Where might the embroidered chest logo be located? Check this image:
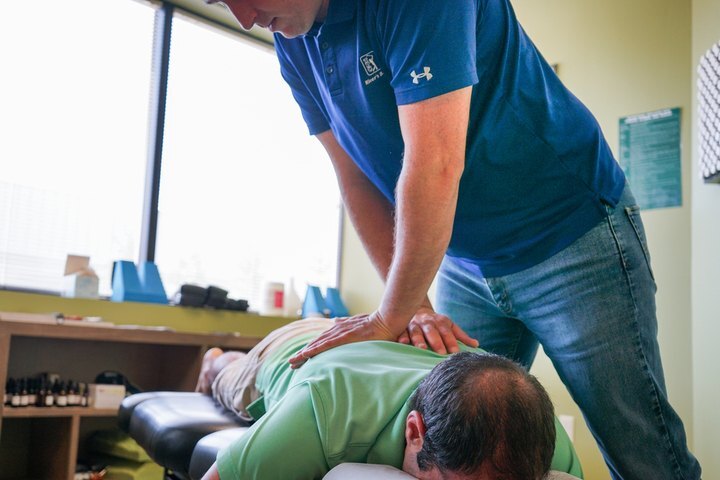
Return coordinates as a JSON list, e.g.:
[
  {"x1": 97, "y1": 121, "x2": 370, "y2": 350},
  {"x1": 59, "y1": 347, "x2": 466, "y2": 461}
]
[
  {"x1": 360, "y1": 51, "x2": 384, "y2": 86},
  {"x1": 411, "y1": 67, "x2": 433, "y2": 84}
]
